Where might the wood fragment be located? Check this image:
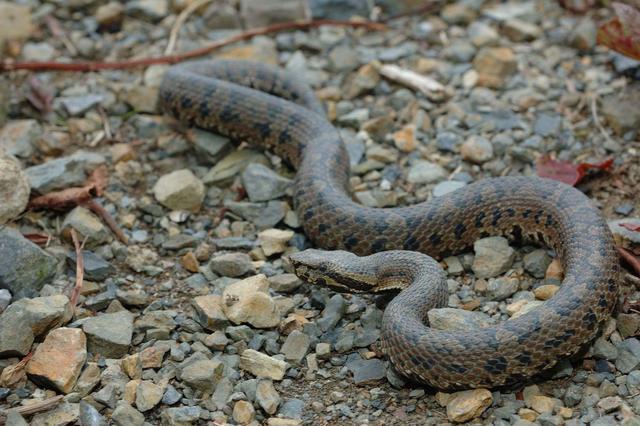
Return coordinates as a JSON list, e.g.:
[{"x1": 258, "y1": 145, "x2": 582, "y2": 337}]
[
  {"x1": 377, "y1": 64, "x2": 446, "y2": 100},
  {"x1": 0, "y1": 395, "x2": 64, "y2": 425}
]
